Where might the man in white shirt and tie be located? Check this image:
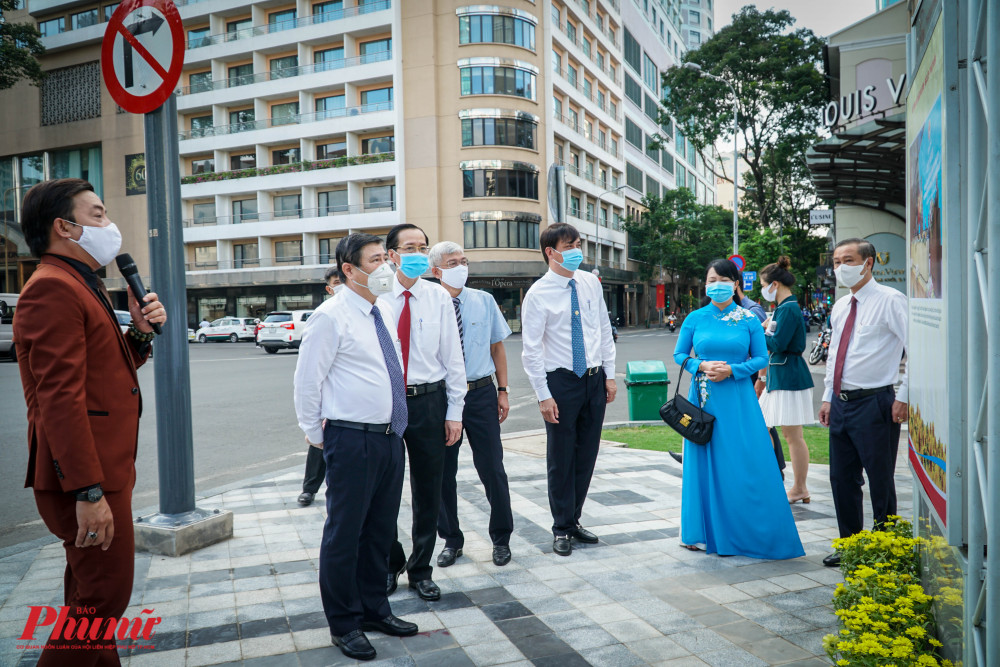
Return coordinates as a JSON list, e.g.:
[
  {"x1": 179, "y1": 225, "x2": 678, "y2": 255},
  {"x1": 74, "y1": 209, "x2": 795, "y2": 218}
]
[
  {"x1": 521, "y1": 222, "x2": 617, "y2": 556},
  {"x1": 818, "y1": 238, "x2": 908, "y2": 568},
  {"x1": 293, "y1": 233, "x2": 418, "y2": 661},
  {"x1": 381, "y1": 224, "x2": 466, "y2": 601}
]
